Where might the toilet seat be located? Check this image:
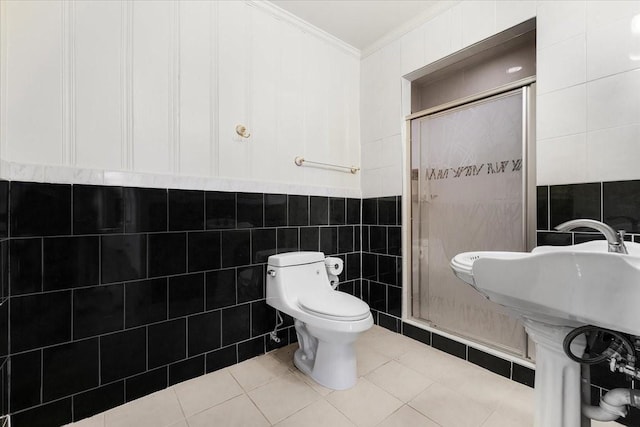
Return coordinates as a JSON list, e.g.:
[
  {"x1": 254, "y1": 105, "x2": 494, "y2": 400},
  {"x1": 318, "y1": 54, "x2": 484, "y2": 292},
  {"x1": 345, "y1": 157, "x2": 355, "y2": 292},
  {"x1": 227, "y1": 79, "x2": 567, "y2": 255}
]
[{"x1": 298, "y1": 291, "x2": 371, "y2": 321}]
